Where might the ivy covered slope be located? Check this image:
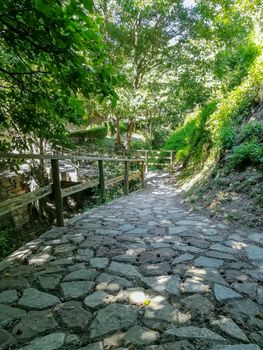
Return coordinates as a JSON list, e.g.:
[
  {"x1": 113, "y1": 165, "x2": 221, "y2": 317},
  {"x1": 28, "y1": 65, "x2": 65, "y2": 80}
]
[{"x1": 164, "y1": 51, "x2": 263, "y2": 228}]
